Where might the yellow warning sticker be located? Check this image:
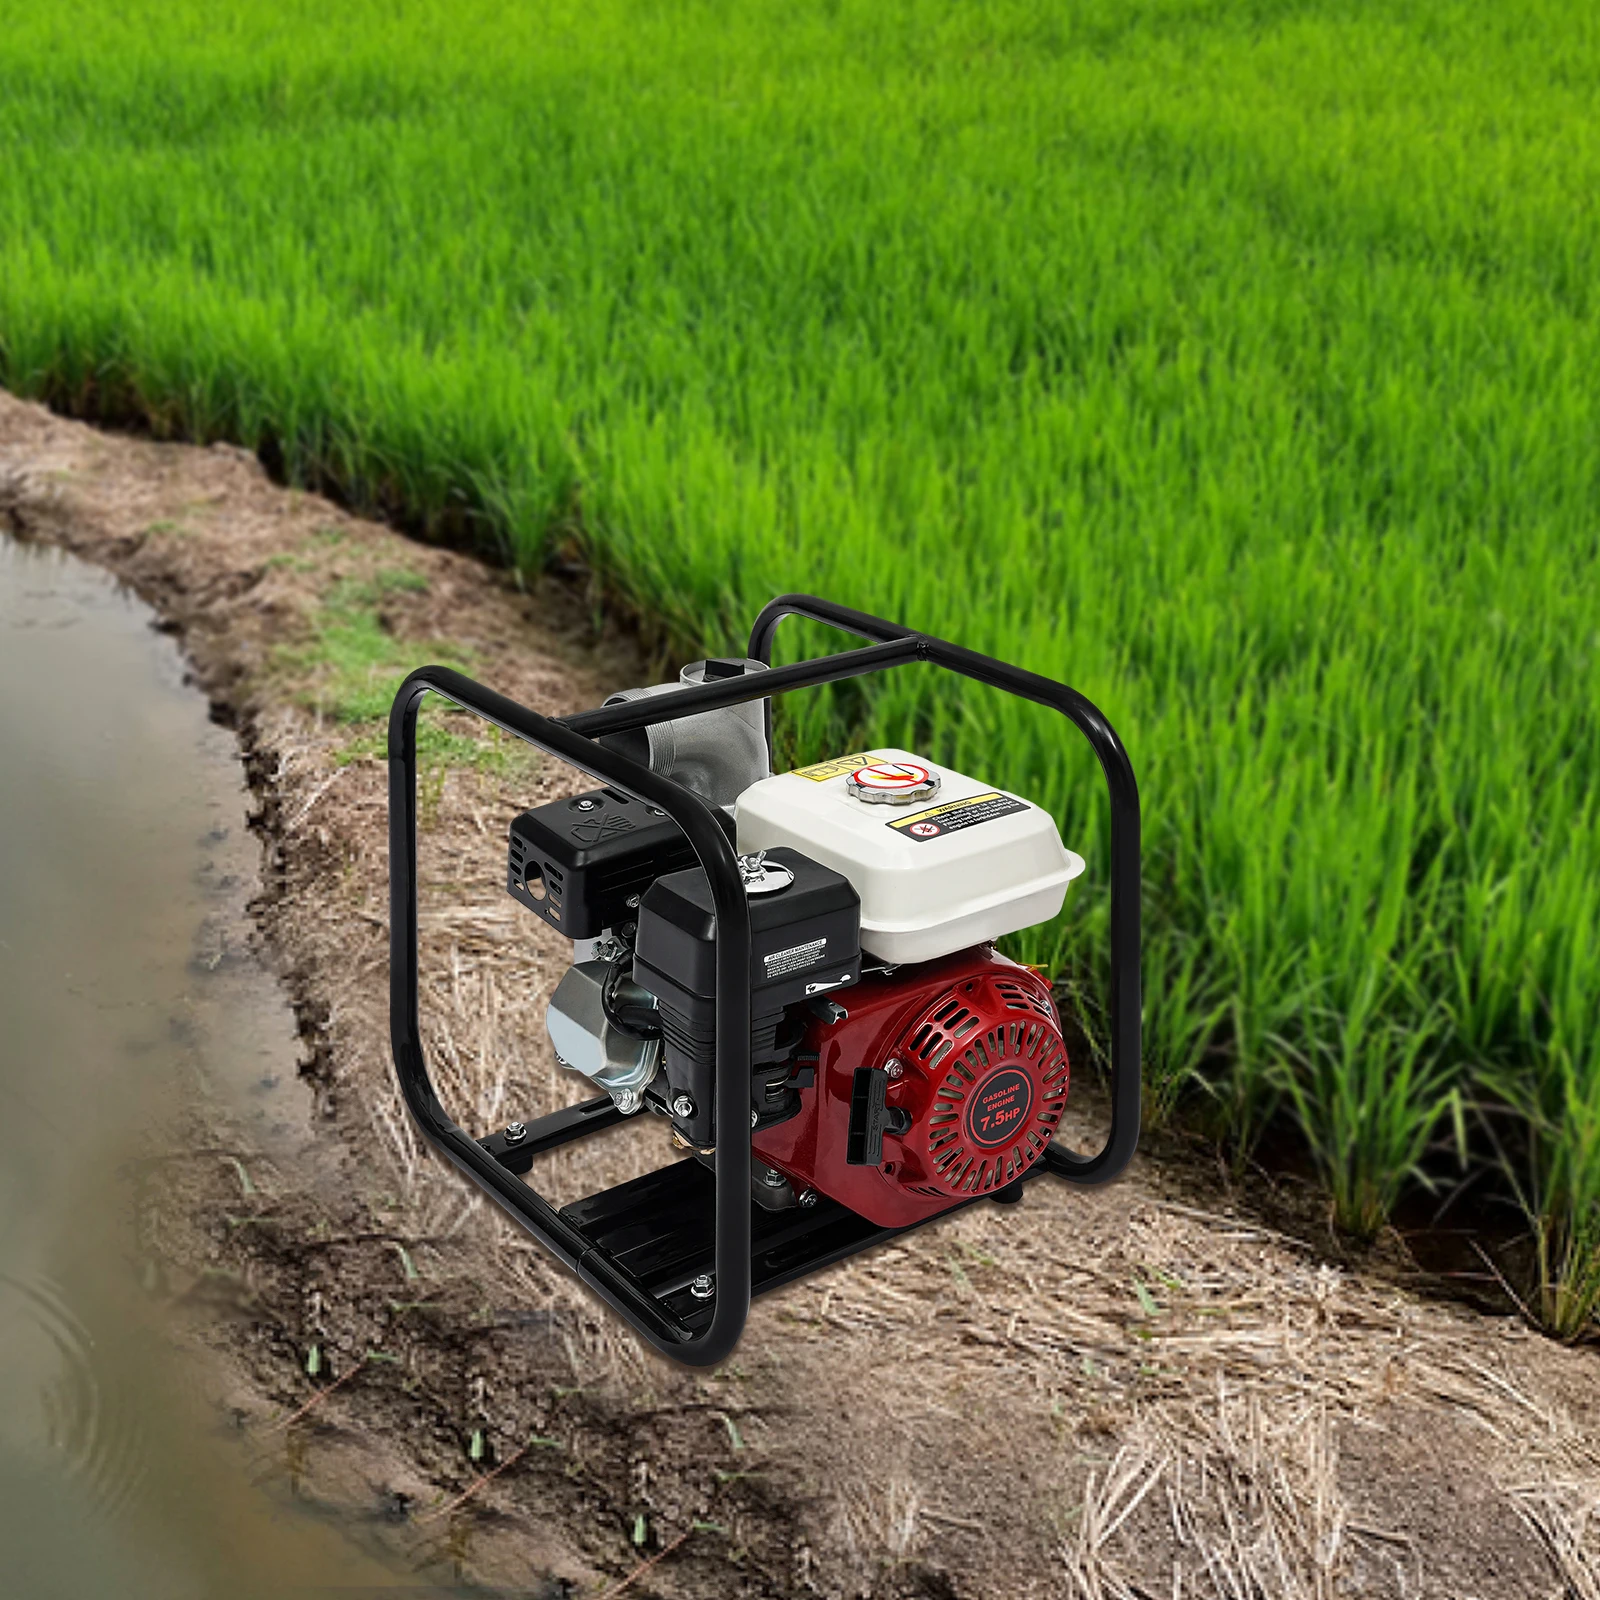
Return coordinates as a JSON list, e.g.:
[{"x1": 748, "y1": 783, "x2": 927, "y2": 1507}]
[
  {"x1": 789, "y1": 751, "x2": 892, "y2": 783},
  {"x1": 887, "y1": 791, "x2": 1028, "y2": 842}
]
